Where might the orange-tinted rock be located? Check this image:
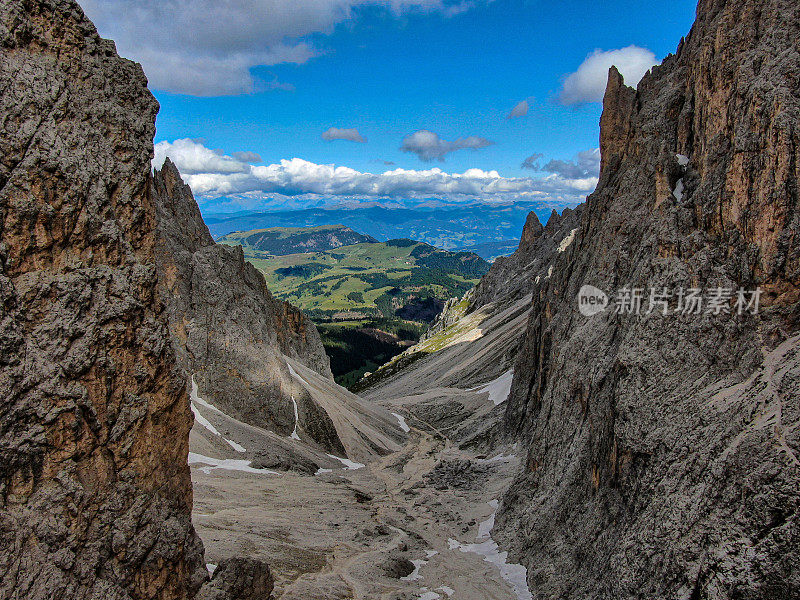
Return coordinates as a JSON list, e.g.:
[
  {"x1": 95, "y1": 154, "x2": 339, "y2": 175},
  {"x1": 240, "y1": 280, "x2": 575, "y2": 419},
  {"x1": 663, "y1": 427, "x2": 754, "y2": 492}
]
[{"x1": 0, "y1": 1, "x2": 206, "y2": 598}]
